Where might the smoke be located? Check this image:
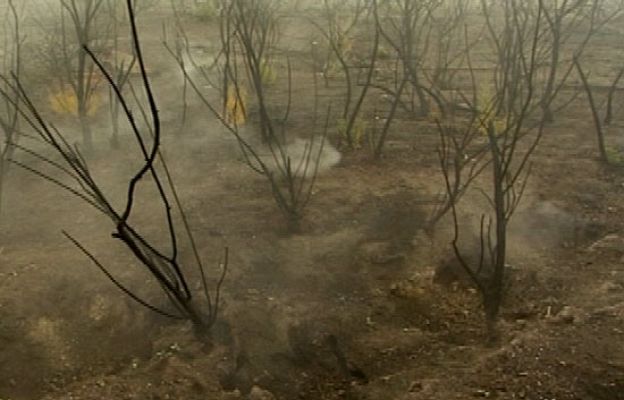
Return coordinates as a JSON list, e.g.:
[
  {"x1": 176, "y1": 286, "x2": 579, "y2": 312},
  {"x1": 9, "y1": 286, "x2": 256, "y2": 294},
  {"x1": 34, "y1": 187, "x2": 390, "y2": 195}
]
[{"x1": 254, "y1": 137, "x2": 342, "y2": 177}]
